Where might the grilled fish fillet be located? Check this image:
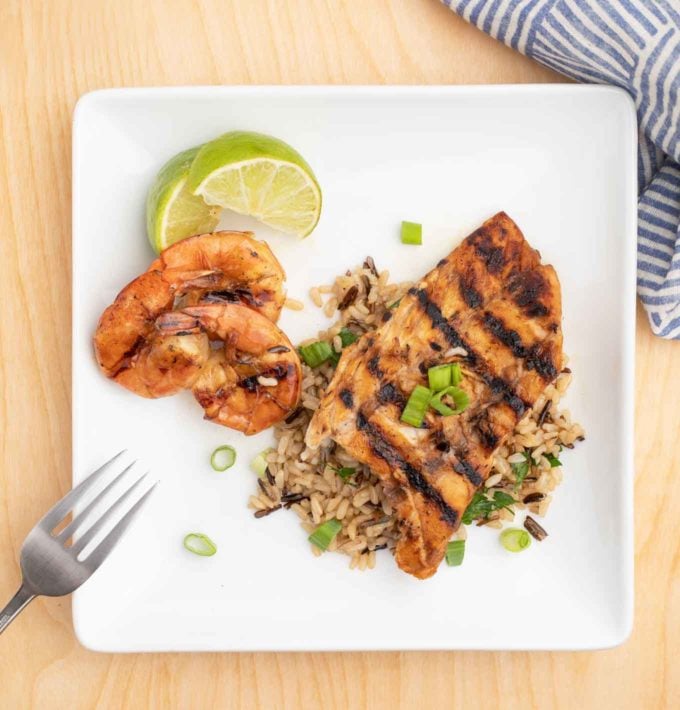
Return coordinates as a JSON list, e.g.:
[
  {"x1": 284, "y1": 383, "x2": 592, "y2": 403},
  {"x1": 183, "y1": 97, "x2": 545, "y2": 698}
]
[{"x1": 306, "y1": 212, "x2": 563, "y2": 579}]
